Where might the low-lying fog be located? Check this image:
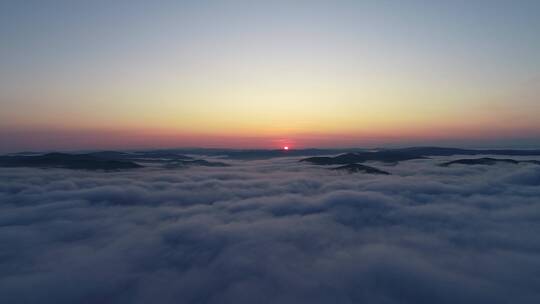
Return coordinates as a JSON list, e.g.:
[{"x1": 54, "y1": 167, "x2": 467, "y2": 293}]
[{"x1": 1, "y1": 155, "x2": 540, "y2": 303}]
